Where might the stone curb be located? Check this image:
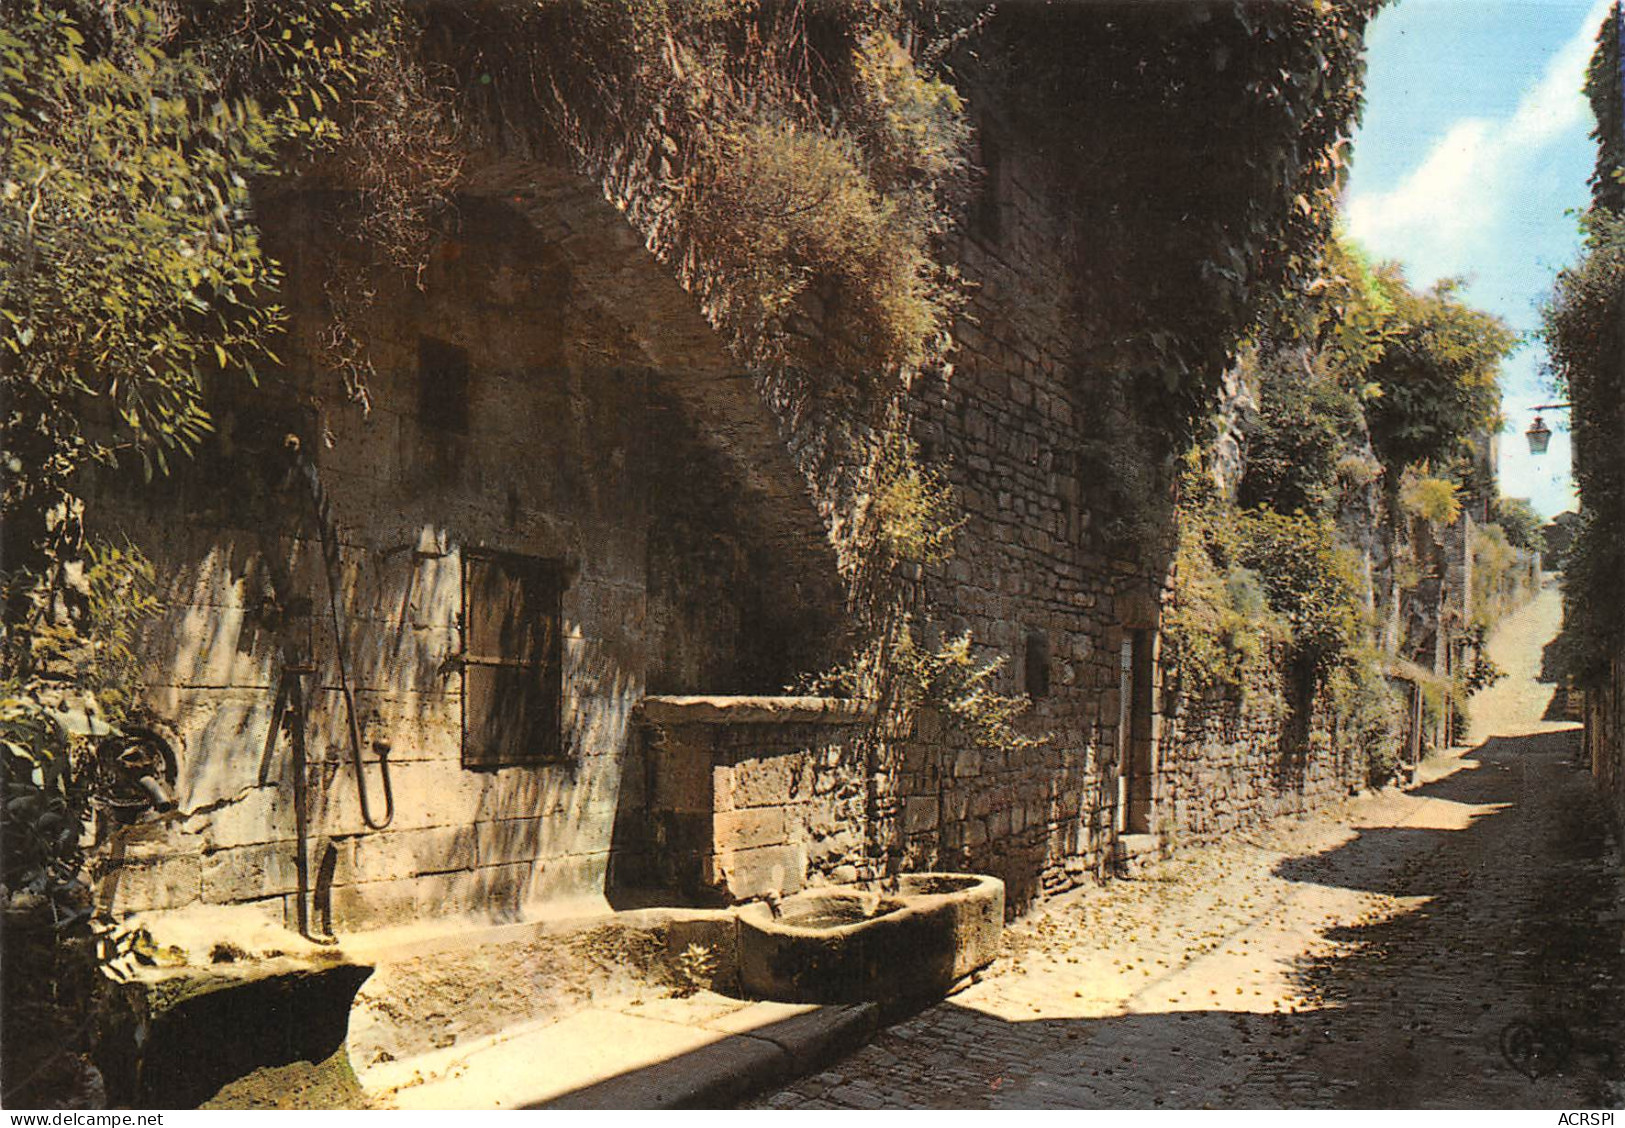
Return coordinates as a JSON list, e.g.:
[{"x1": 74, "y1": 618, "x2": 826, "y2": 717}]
[
  {"x1": 370, "y1": 997, "x2": 883, "y2": 1110},
  {"x1": 539, "y1": 1000, "x2": 882, "y2": 1109}
]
